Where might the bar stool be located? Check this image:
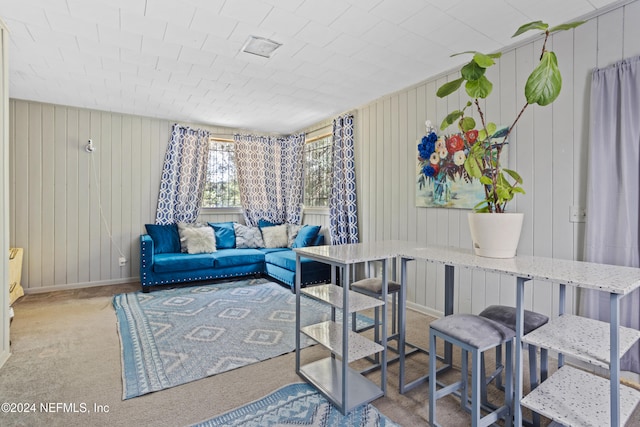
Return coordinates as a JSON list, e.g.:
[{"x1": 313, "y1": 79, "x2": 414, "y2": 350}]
[
  {"x1": 479, "y1": 305, "x2": 549, "y2": 426},
  {"x1": 429, "y1": 313, "x2": 515, "y2": 427},
  {"x1": 351, "y1": 277, "x2": 402, "y2": 363}
]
